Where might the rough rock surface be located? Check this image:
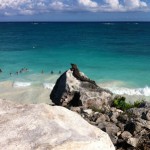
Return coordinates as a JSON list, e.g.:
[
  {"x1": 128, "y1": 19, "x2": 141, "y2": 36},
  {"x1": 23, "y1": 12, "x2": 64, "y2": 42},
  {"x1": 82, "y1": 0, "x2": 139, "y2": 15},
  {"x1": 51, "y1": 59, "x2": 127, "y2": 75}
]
[
  {"x1": 0, "y1": 99, "x2": 115, "y2": 150},
  {"x1": 69, "y1": 104, "x2": 150, "y2": 150},
  {"x1": 50, "y1": 64, "x2": 112, "y2": 109}
]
